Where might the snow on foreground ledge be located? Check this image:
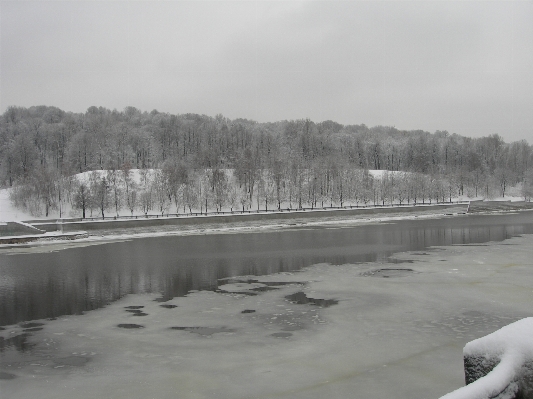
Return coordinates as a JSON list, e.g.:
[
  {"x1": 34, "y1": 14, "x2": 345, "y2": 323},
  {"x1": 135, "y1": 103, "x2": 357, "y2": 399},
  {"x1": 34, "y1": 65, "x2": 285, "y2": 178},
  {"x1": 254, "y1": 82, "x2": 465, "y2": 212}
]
[{"x1": 440, "y1": 318, "x2": 533, "y2": 399}]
